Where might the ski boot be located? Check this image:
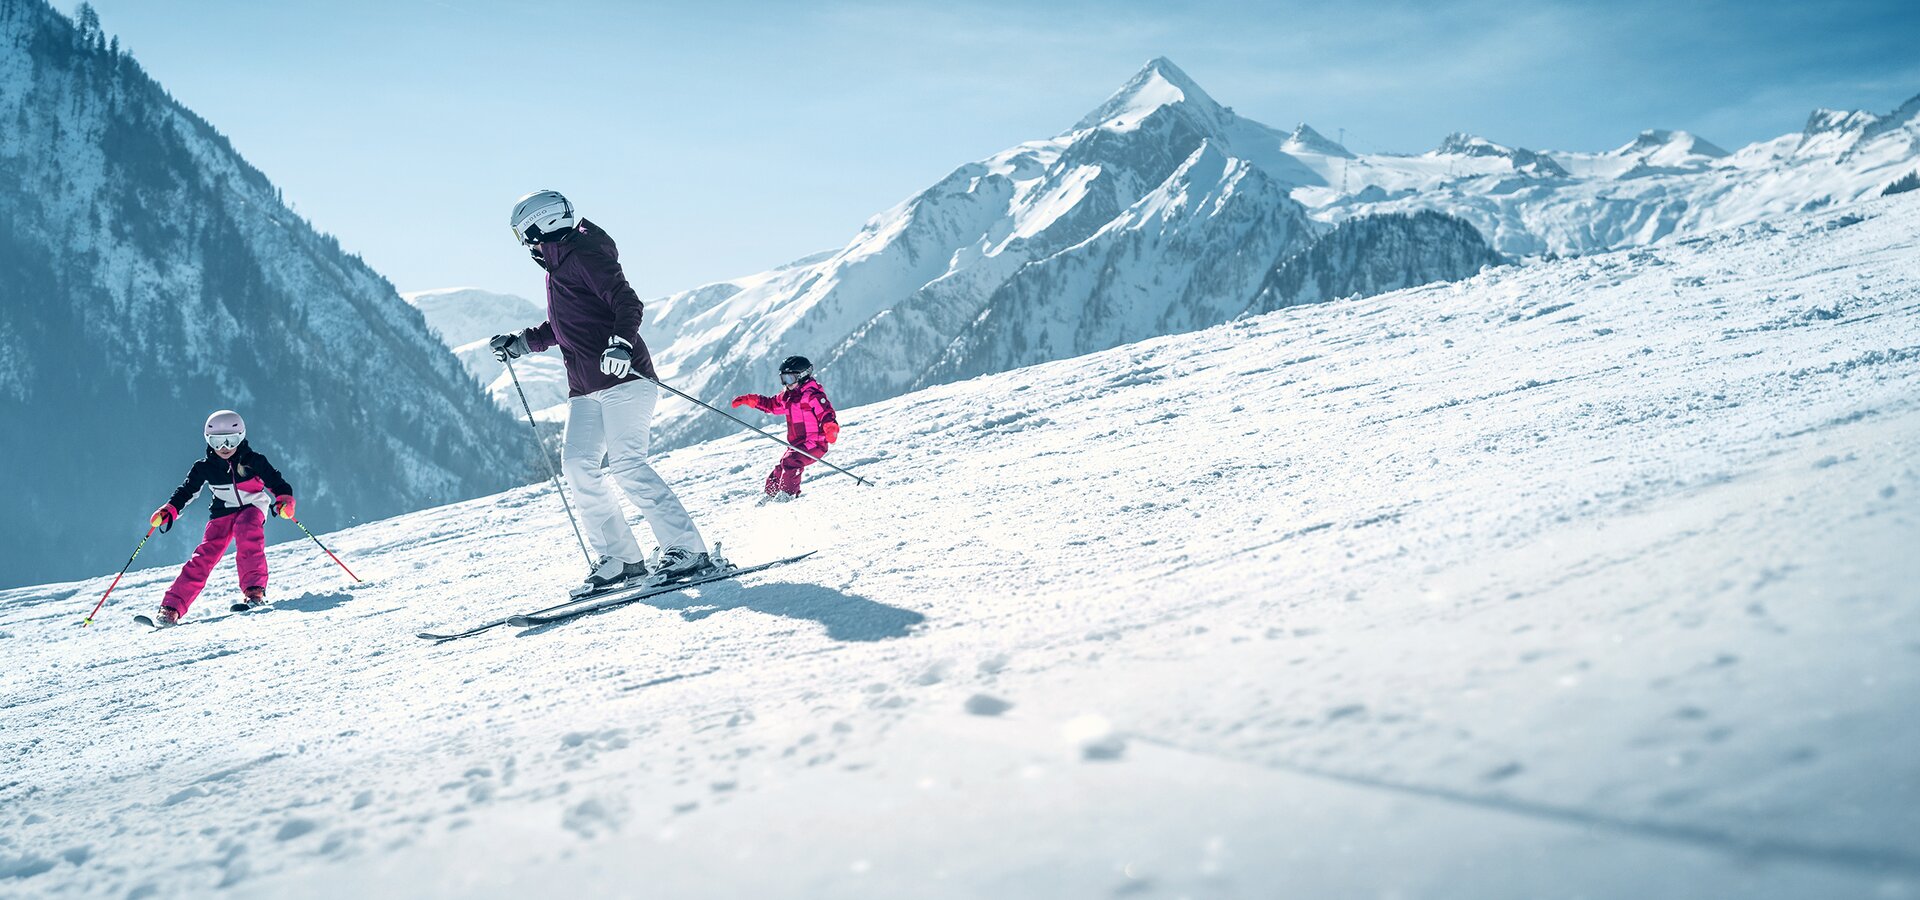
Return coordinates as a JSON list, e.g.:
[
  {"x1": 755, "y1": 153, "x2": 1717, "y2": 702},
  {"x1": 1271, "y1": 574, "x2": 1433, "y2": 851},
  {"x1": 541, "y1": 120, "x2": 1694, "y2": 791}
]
[
  {"x1": 755, "y1": 490, "x2": 799, "y2": 507},
  {"x1": 650, "y1": 547, "x2": 716, "y2": 583},
  {"x1": 571, "y1": 555, "x2": 648, "y2": 598},
  {"x1": 152, "y1": 605, "x2": 182, "y2": 628},
  {"x1": 232, "y1": 586, "x2": 268, "y2": 612}
]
